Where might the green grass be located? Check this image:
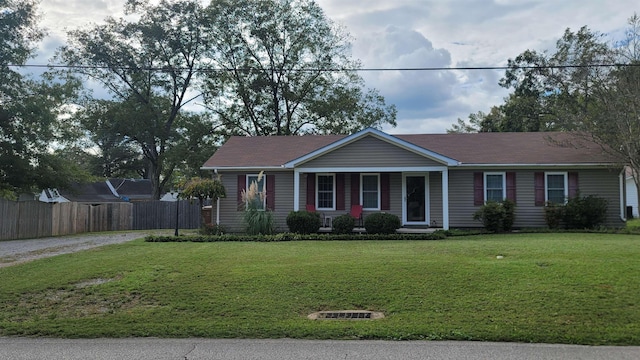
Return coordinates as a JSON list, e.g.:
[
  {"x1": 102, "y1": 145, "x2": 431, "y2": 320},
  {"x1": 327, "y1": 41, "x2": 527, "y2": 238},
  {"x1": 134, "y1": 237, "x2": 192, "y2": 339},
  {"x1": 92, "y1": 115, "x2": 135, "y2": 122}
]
[{"x1": 0, "y1": 233, "x2": 639, "y2": 344}]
